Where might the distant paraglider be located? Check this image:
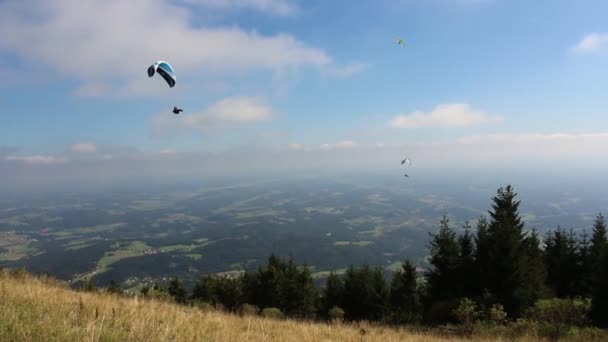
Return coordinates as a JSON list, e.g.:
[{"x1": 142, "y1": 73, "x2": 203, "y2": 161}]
[
  {"x1": 401, "y1": 155, "x2": 411, "y2": 178},
  {"x1": 147, "y1": 60, "x2": 182, "y2": 114},
  {"x1": 395, "y1": 37, "x2": 406, "y2": 47}
]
